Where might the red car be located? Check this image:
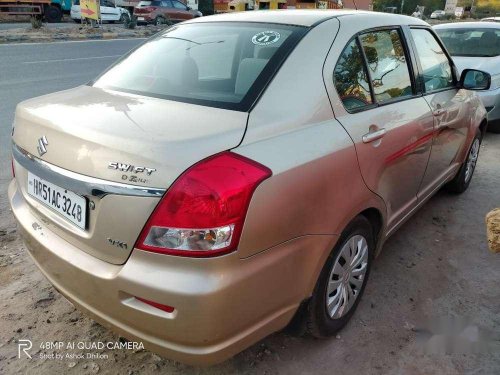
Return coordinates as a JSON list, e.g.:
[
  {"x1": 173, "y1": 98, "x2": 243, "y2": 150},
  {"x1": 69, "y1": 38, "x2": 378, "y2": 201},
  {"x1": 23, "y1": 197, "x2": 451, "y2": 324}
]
[{"x1": 134, "y1": 0, "x2": 202, "y2": 25}]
